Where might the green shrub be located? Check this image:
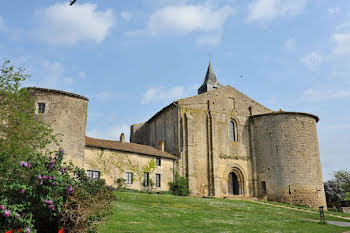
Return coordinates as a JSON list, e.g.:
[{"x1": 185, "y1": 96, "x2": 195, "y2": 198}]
[
  {"x1": 168, "y1": 173, "x2": 190, "y2": 196},
  {"x1": 0, "y1": 149, "x2": 115, "y2": 233}
]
